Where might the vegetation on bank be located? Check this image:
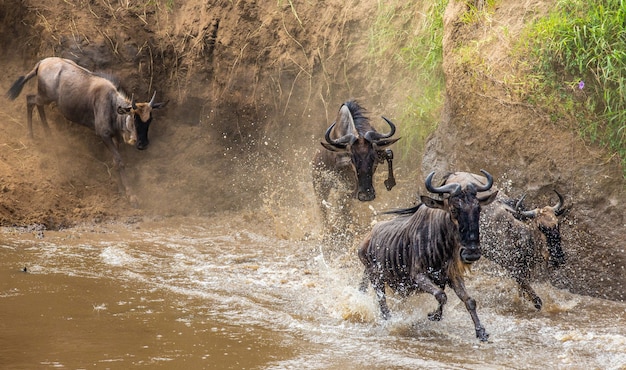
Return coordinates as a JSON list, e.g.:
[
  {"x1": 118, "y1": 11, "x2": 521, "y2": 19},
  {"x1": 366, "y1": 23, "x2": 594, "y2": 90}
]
[
  {"x1": 367, "y1": 0, "x2": 448, "y2": 158},
  {"x1": 520, "y1": 0, "x2": 626, "y2": 176},
  {"x1": 366, "y1": 0, "x2": 624, "y2": 176}
]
